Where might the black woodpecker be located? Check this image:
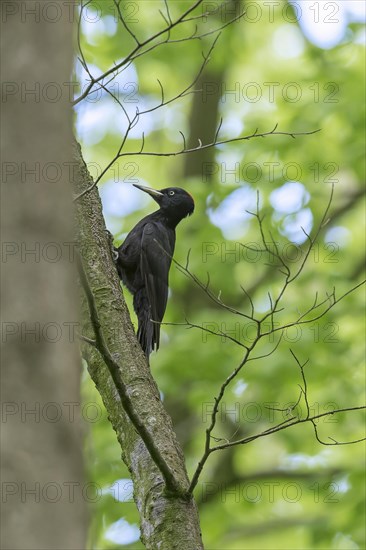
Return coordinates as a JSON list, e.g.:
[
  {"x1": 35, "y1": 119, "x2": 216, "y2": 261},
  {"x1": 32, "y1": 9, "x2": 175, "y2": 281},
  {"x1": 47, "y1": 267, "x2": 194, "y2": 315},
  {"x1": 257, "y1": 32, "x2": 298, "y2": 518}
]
[{"x1": 116, "y1": 184, "x2": 194, "y2": 358}]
